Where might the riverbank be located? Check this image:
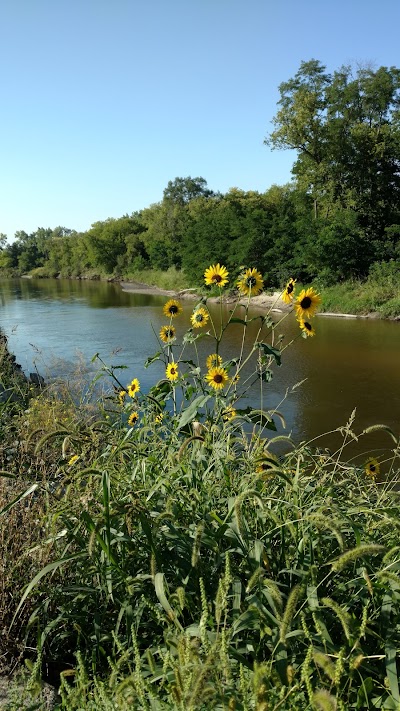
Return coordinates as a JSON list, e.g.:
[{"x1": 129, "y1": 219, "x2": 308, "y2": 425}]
[
  {"x1": 119, "y1": 279, "x2": 400, "y2": 320},
  {"x1": 4, "y1": 260, "x2": 400, "y2": 319}
]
